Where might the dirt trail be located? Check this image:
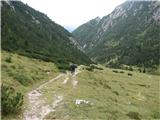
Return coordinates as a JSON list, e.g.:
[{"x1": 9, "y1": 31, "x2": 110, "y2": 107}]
[
  {"x1": 37, "y1": 74, "x2": 63, "y2": 90},
  {"x1": 23, "y1": 74, "x2": 64, "y2": 120},
  {"x1": 72, "y1": 70, "x2": 81, "y2": 88},
  {"x1": 24, "y1": 69, "x2": 80, "y2": 120},
  {"x1": 62, "y1": 77, "x2": 69, "y2": 84}
]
